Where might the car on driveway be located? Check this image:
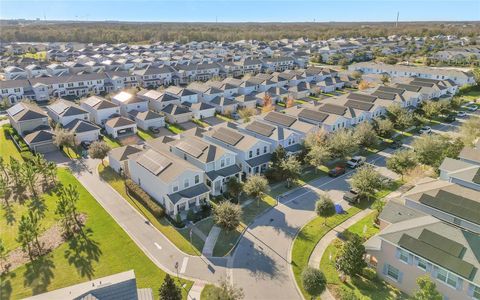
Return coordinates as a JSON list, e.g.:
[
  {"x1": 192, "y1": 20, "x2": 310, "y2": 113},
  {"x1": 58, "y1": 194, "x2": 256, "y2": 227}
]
[
  {"x1": 343, "y1": 189, "x2": 360, "y2": 203},
  {"x1": 328, "y1": 166, "x2": 346, "y2": 177},
  {"x1": 346, "y1": 156, "x2": 366, "y2": 168},
  {"x1": 419, "y1": 126, "x2": 432, "y2": 134},
  {"x1": 457, "y1": 111, "x2": 467, "y2": 117},
  {"x1": 389, "y1": 140, "x2": 403, "y2": 149},
  {"x1": 149, "y1": 127, "x2": 160, "y2": 134},
  {"x1": 444, "y1": 114, "x2": 456, "y2": 123},
  {"x1": 466, "y1": 105, "x2": 478, "y2": 112}
]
